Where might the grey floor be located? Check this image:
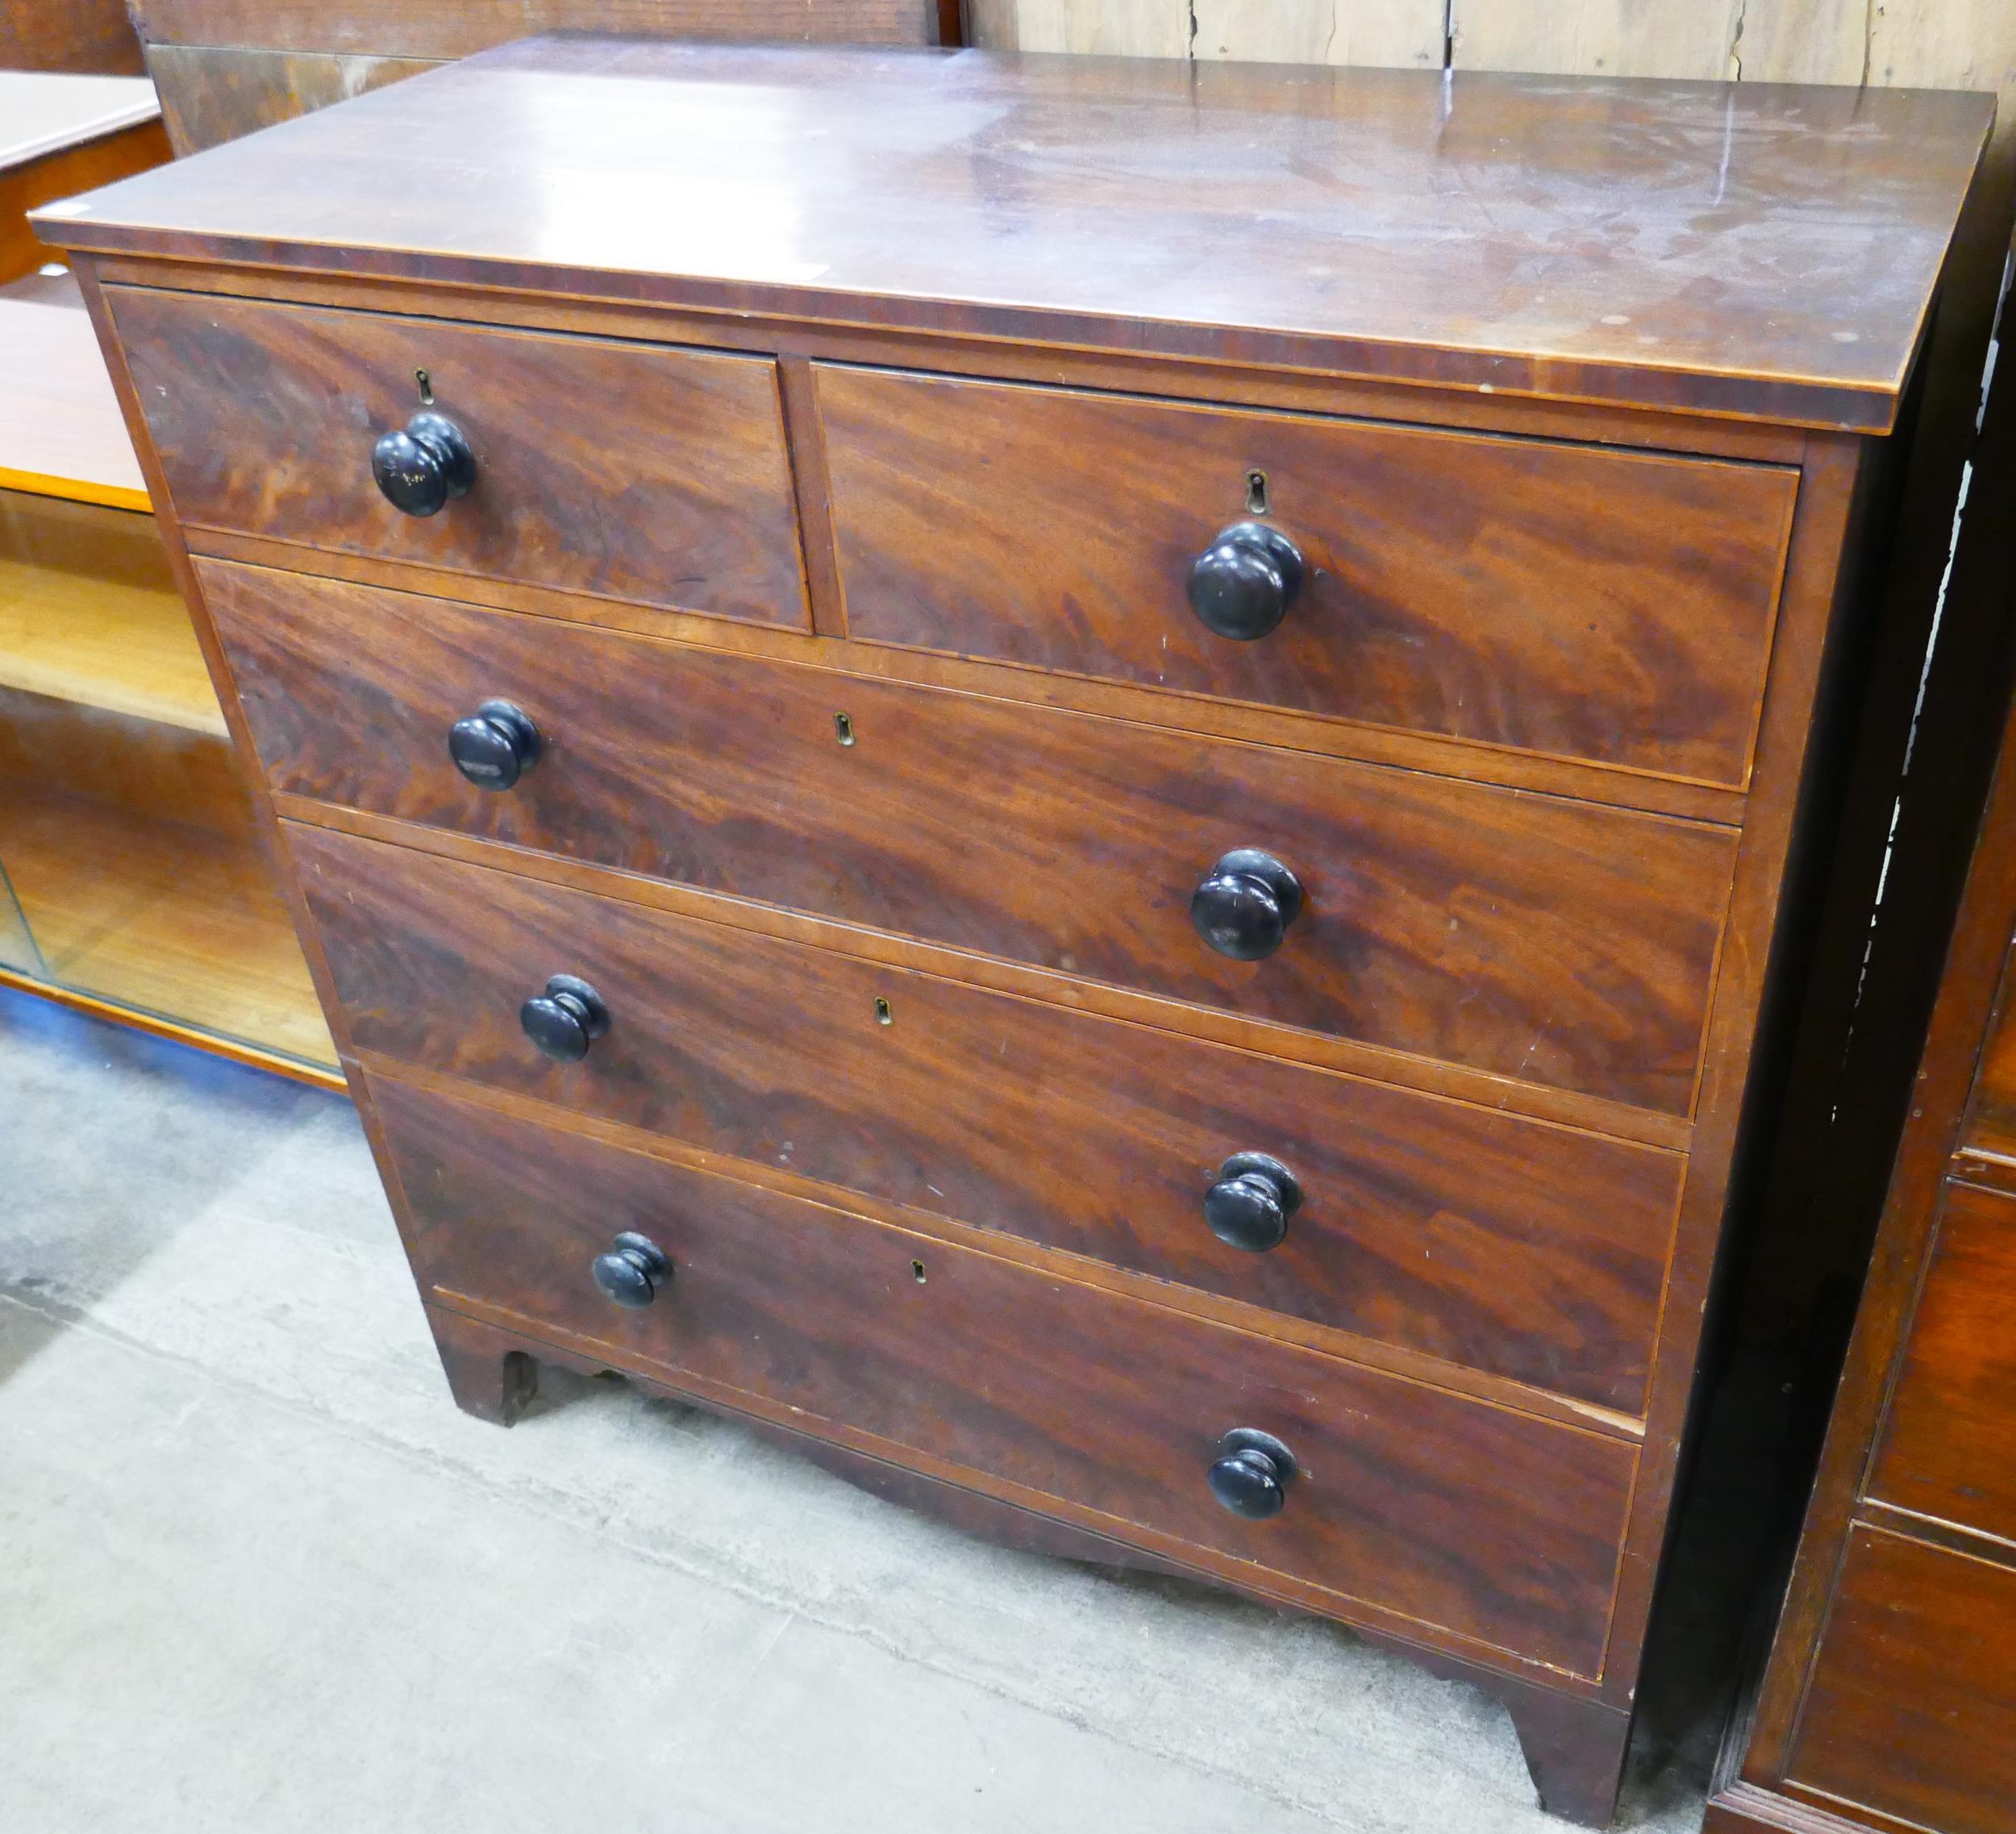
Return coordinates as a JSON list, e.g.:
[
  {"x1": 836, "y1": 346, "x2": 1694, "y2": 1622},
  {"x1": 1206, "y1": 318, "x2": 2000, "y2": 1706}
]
[{"x1": 0, "y1": 986, "x2": 1727, "y2": 1833}]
